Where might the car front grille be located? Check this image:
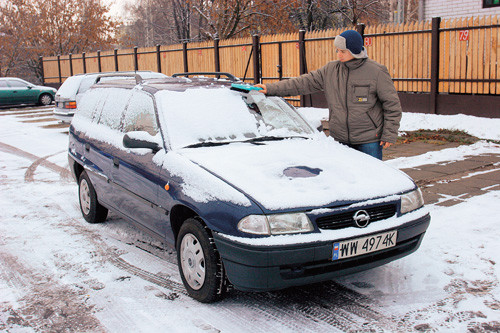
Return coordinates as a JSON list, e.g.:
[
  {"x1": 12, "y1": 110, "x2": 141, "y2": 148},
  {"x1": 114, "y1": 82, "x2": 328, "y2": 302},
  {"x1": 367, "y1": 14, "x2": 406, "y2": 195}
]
[{"x1": 314, "y1": 204, "x2": 397, "y2": 230}]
